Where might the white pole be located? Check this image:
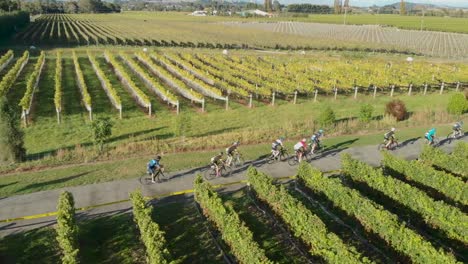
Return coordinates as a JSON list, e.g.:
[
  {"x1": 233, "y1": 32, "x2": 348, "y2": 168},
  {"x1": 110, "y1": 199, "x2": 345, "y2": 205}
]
[
  {"x1": 293, "y1": 91, "x2": 297, "y2": 104},
  {"x1": 373, "y1": 85, "x2": 377, "y2": 99},
  {"x1": 56, "y1": 109, "x2": 61, "y2": 124},
  {"x1": 408, "y1": 84, "x2": 413, "y2": 96},
  {"x1": 314, "y1": 89, "x2": 318, "y2": 102},
  {"x1": 119, "y1": 108, "x2": 122, "y2": 119},
  {"x1": 249, "y1": 94, "x2": 253, "y2": 108},
  {"x1": 225, "y1": 96, "x2": 229, "y2": 110},
  {"x1": 89, "y1": 109, "x2": 92, "y2": 121},
  {"x1": 390, "y1": 85, "x2": 395, "y2": 97},
  {"x1": 456, "y1": 81, "x2": 460, "y2": 92},
  {"x1": 424, "y1": 83, "x2": 428, "y2": 95},
  {"x1": 271, "y1": 92, "x2": 275, "y2": 106},
  {"x1": 202, "y1": 99, "x2": 205, "y2": 112},
  {"x1": 354, "y1": 86, "x2": 358, "y2": 99},
  {"x1": 148, "y1": 104, "x2": 152, "y2": 117},
  {"x1": 334, "y1": 87, "x2": 338, "y2": 100},
  {"x1": 176, "y1": 101, "x2": 180, "y2": 115},
  {"x1": 439, "y1": 82, "x2": 445, "y2": 95}
]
